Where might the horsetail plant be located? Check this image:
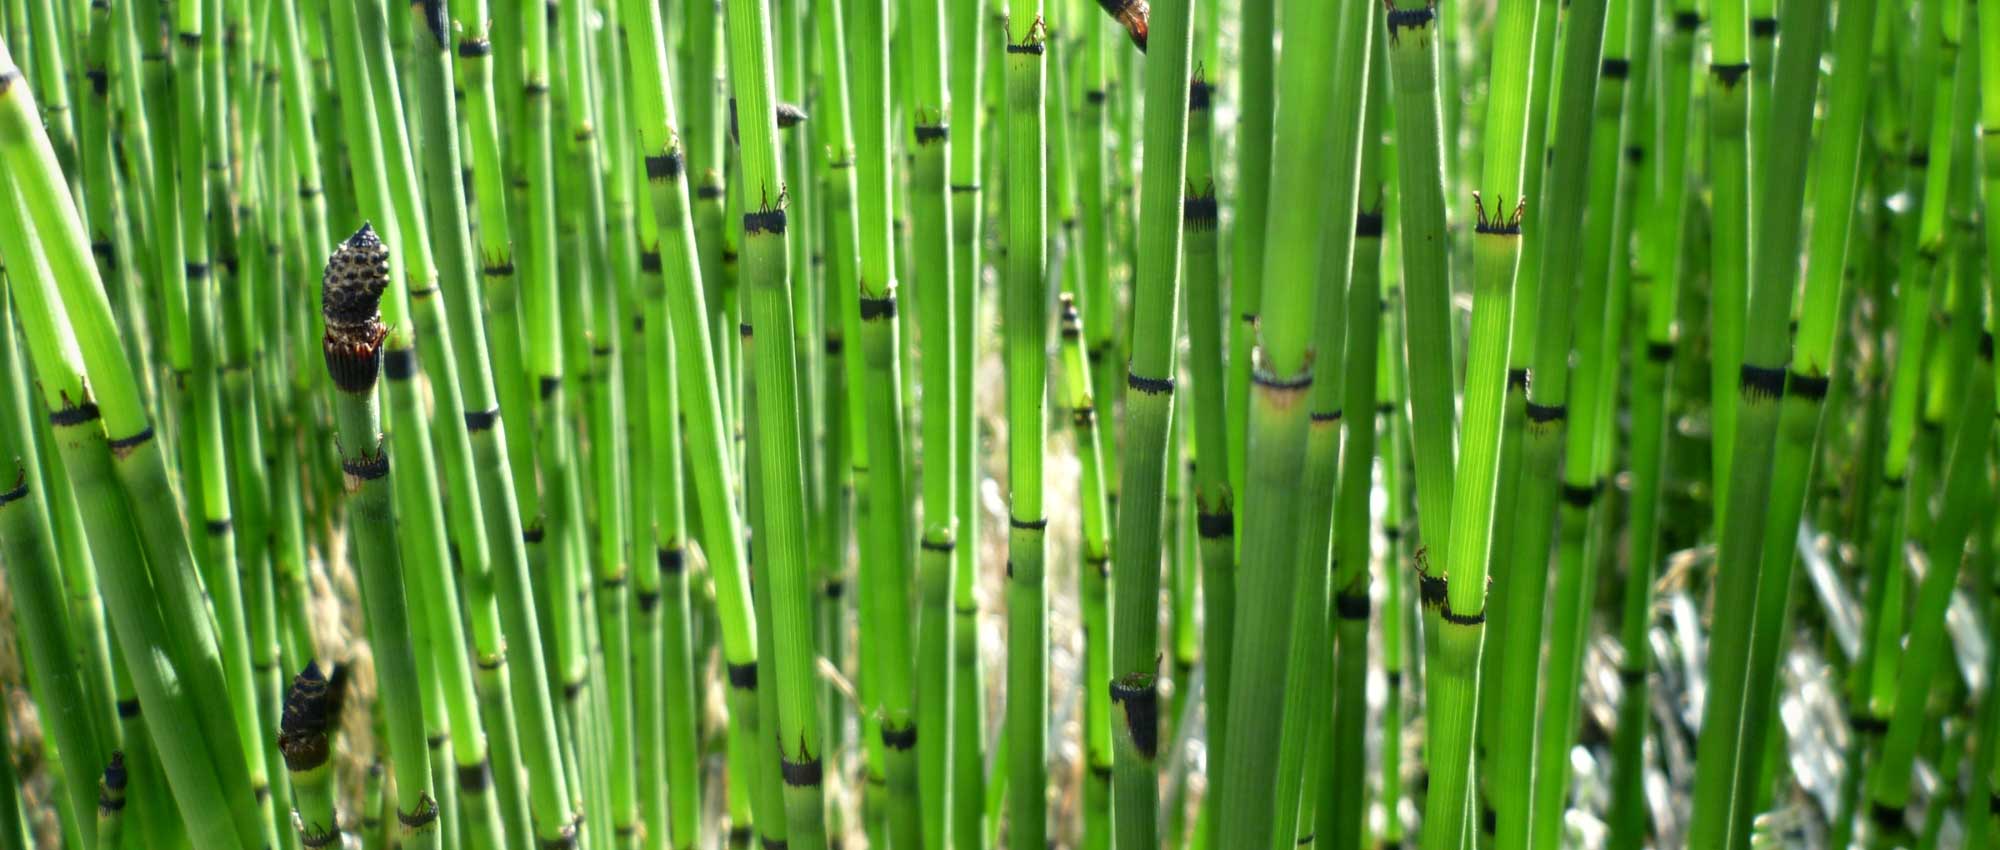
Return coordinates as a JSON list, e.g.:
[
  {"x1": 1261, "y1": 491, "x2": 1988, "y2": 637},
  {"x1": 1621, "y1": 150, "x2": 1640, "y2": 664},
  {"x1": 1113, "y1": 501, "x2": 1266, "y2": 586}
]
[
  {"x1": 319, "y1": 223, "x2": 441, "y2": 850},
  {"x1": 1107, "y1": 0, "x2": 1194, "y2": 839},
  {"x1": 1214, "y1": 0, "x2": 1363, "y2": 843}
]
